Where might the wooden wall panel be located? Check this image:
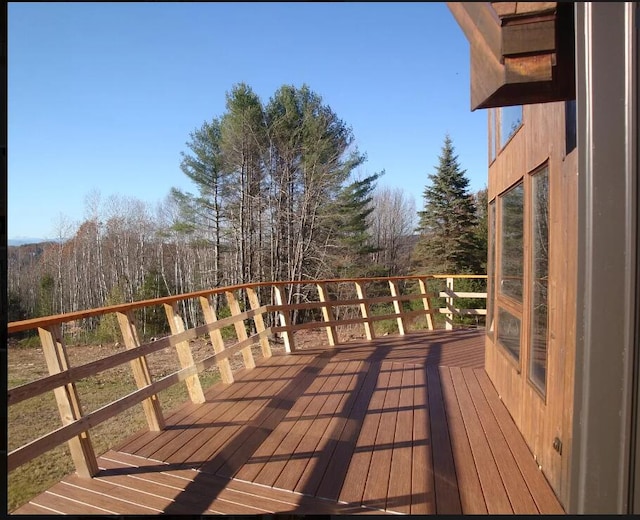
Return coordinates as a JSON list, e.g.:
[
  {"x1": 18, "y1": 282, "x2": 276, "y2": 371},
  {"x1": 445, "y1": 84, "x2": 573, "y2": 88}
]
[{"x1": 485, "y1": 100, "x2": 577, "y2": 506}]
